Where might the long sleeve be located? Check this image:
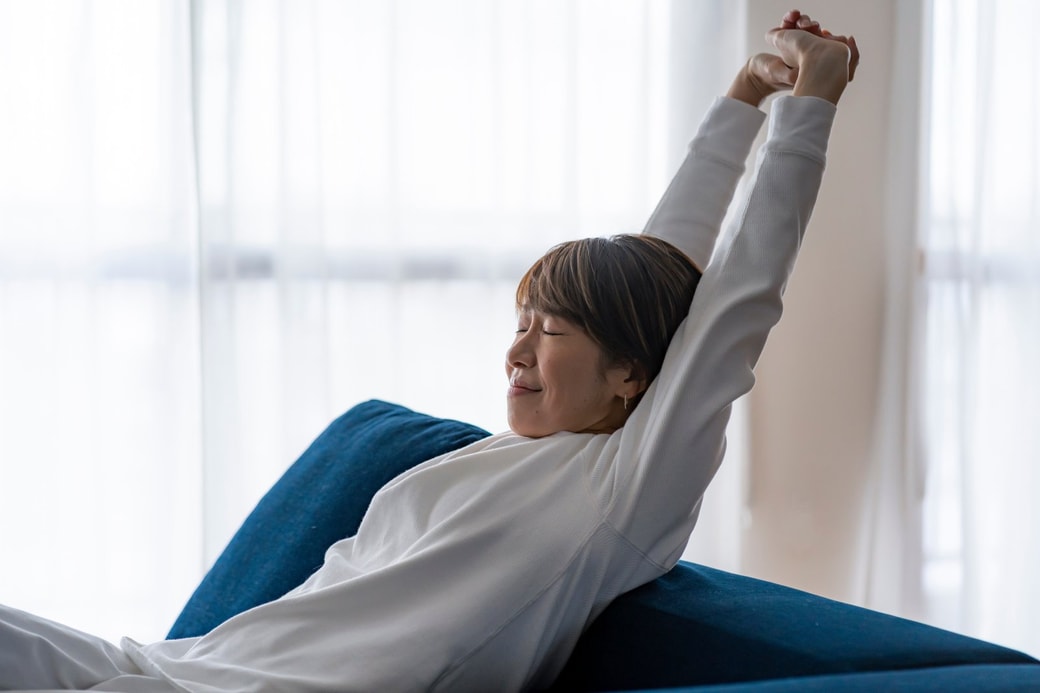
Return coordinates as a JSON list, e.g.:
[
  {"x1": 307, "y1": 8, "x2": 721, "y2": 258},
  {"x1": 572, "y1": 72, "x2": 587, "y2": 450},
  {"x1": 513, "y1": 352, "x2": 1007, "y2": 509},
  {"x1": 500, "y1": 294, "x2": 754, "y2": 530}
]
[
  {"x1": 602, "y1": 95, "x2": 838, "y2": 564},
  {"x1": 642, "y1": 96, "x2": 766, "y2": 271}
]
